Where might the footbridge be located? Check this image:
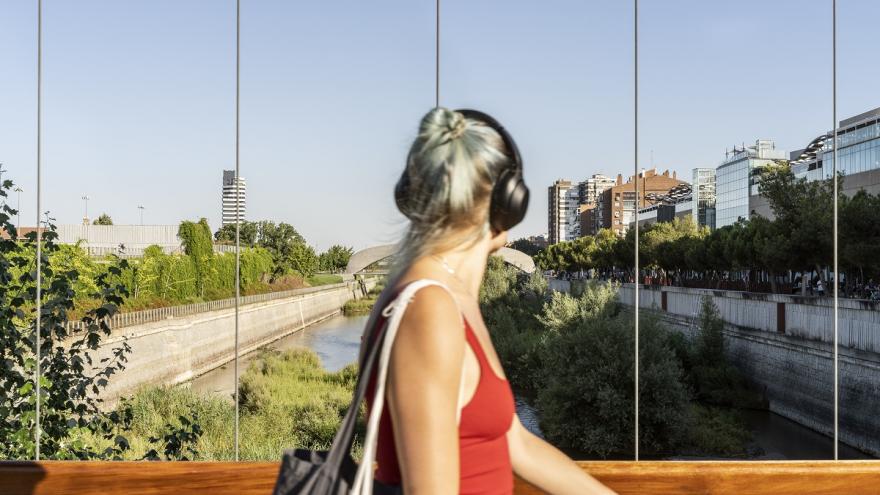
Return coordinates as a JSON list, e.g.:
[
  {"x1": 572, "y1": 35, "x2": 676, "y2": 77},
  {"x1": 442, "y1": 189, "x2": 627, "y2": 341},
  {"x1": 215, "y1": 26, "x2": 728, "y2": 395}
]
[{"x1": 345, "y1": 244, "x2": 535, "y2": 275}]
